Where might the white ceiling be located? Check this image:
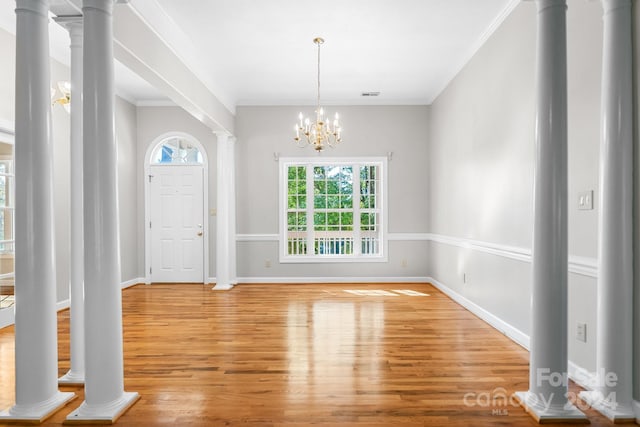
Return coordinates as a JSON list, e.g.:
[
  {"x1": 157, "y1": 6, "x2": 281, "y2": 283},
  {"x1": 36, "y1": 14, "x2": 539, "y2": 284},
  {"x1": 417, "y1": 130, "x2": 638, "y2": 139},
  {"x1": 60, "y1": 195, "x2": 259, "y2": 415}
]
[
  {"x1": 0, "y1": 0, "x2": 518, "y2": 109},
  {"x1": 142, "y1": 0, "x2": 517, "y2": 107}
]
